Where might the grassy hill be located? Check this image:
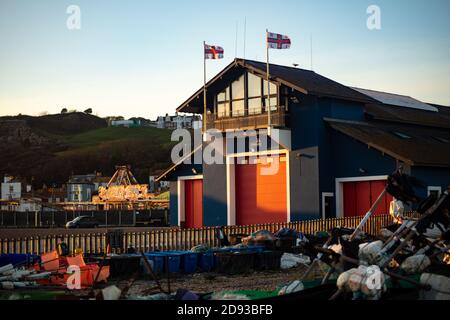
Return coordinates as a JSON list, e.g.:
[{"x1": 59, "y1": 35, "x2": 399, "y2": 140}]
[
  {"x1": 56, "y1": 126, "x2": 173, "y2": 155},
  {"x1": 0, "y1": 113, "x2": 175, "y2": 187}
]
